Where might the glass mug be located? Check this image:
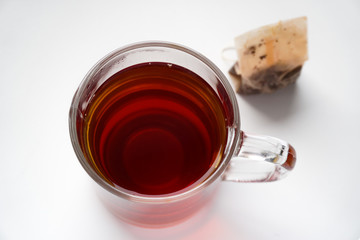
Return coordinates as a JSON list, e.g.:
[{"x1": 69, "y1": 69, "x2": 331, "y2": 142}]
[{"x1": 69, "y1": 41, "x2": 296, "y2": 228}]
